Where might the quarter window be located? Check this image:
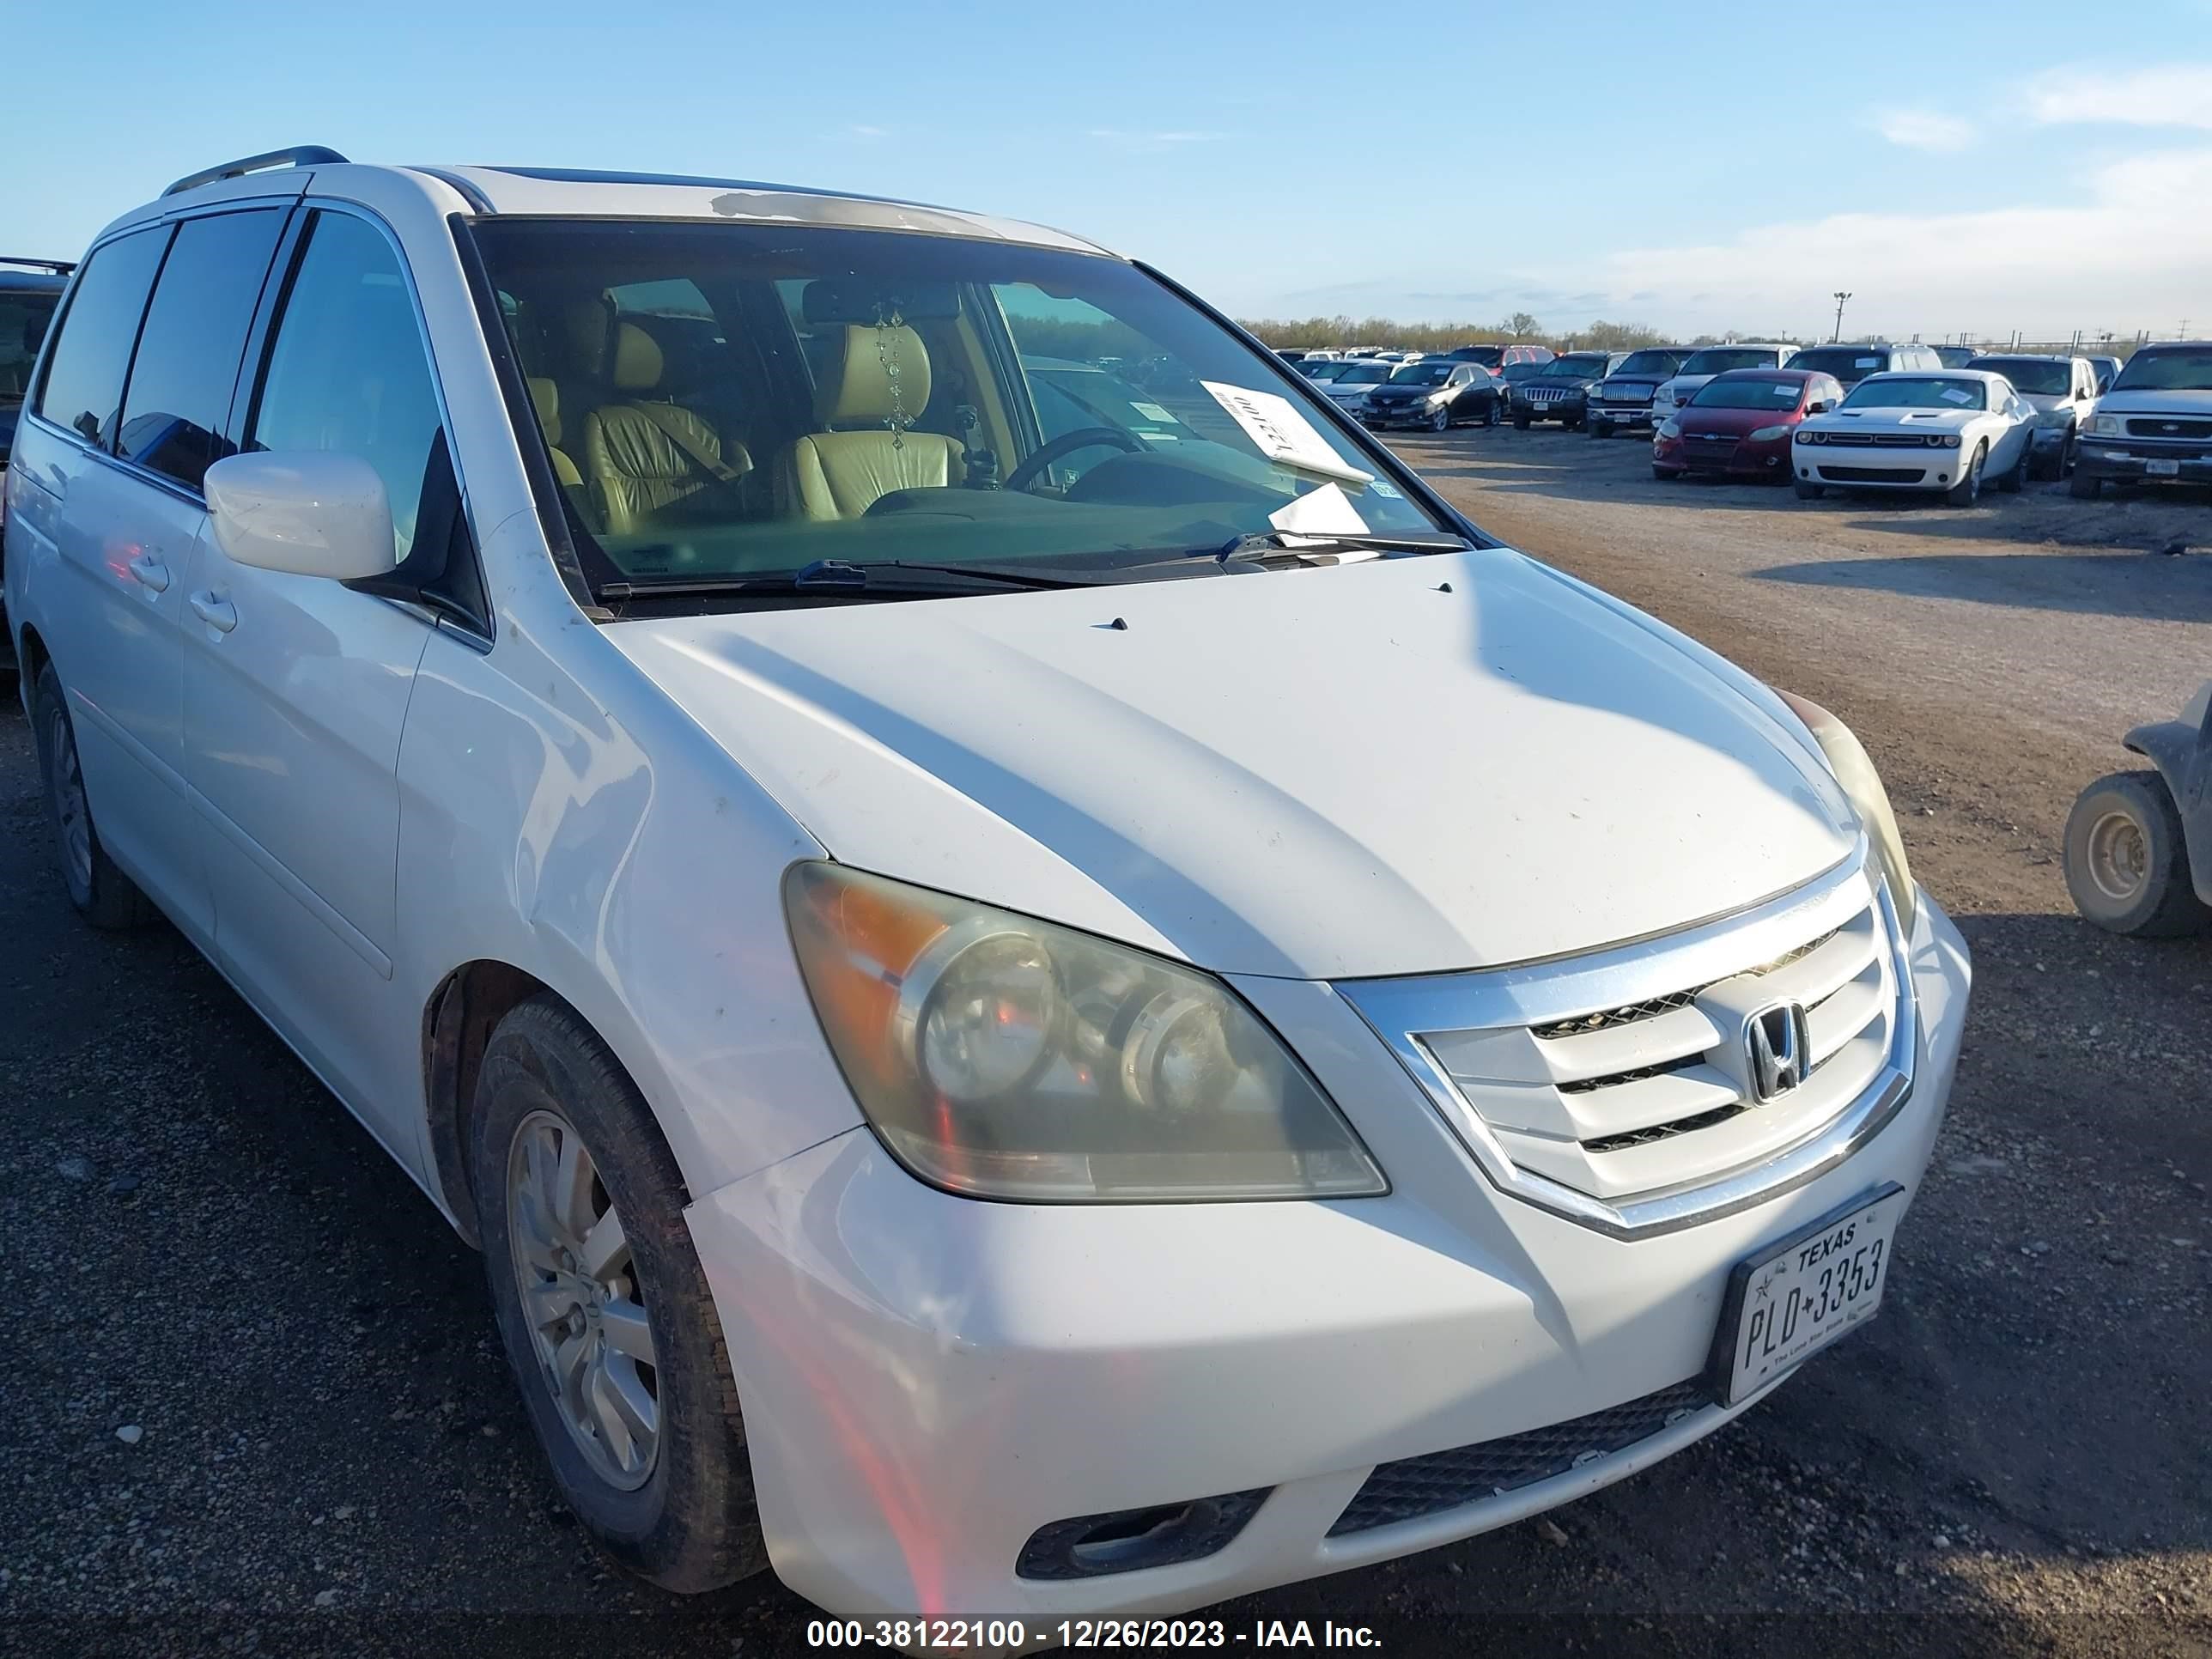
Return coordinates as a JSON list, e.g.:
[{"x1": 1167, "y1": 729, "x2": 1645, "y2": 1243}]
[
  {"x1": 116, "y1": 209, "x2": 287, "y2": 489},
  {"x1": 34, "y1": 227, "x2": 169, "y2": 450},
  {"x1": 248, "y1": 212, "x2": 443, "y2": 559}
]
